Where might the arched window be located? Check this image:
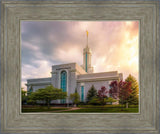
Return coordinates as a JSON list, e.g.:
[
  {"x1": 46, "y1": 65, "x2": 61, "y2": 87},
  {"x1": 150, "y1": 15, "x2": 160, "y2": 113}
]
[{"x1": 60, "y1": 71, "x2": 67, "y2": 103}]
